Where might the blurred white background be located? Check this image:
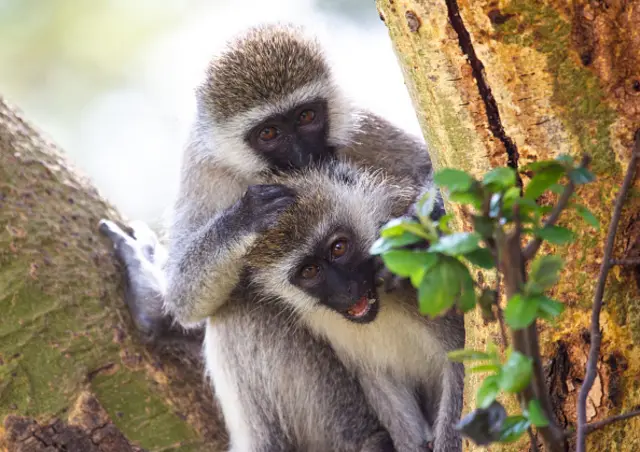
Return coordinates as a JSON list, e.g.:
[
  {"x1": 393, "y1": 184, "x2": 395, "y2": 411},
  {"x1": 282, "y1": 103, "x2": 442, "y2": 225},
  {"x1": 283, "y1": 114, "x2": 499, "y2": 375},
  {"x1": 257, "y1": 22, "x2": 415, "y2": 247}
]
[{"x1": 0, "y1": 0, "x2": 422, "y2": 228}]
